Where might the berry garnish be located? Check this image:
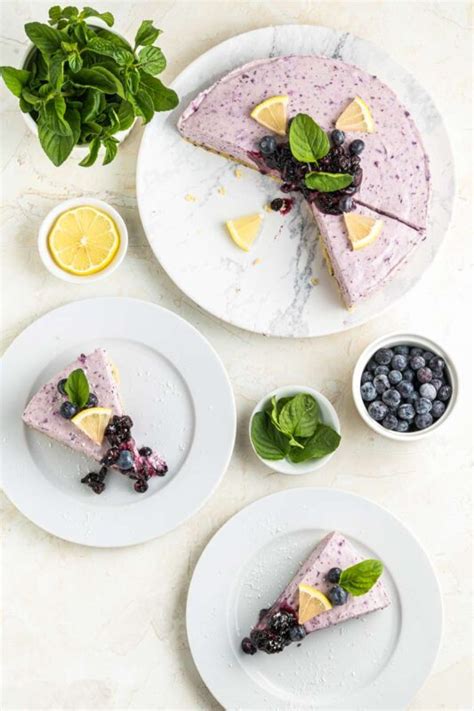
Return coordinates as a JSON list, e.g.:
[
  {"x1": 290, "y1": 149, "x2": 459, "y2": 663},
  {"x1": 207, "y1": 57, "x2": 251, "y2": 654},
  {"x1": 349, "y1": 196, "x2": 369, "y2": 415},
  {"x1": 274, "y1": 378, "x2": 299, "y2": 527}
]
[
  {"x1": 326, "y1": 567, "x2": 342, "y2": 583},
  {"x1": 85, "y1": 392, "x2": 98, "y2": 408},
  {"x1": 241, "y1": 637, "x2": 257, "y2": 655},
  {"x1": 57, "y1": 378, "x2": 68, "y2": 395},
  {"x1": 117, "y1": 449, "x2": 134, "y2": 471},
  {"x1": 349, "y1": 139, "x2": 365, "y2": 155},
  {"x1": 327, "y1": 585, "x2": 349, "y2": 606},
  {"x1": 60, "y1": 401, "x2": 77, "y2": 419},
  {"x1": 289, "y1": 624, "x2": 306, "y2": 642},
  {"x1": 259, "y1": 135, "x2": 277, "y2": 156},
  {"x1": 270, "y1": 198, "x2": 284, "y2": 211},
  {"x1": 331, "y1": 129, "x2": 345, "y2": 146},
  {"x1": 134, "y1": 479, "x2": 149, "y2": 493},
  {"x1": 138, "y1": 446, "x2": 152, "y2": 457}
]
